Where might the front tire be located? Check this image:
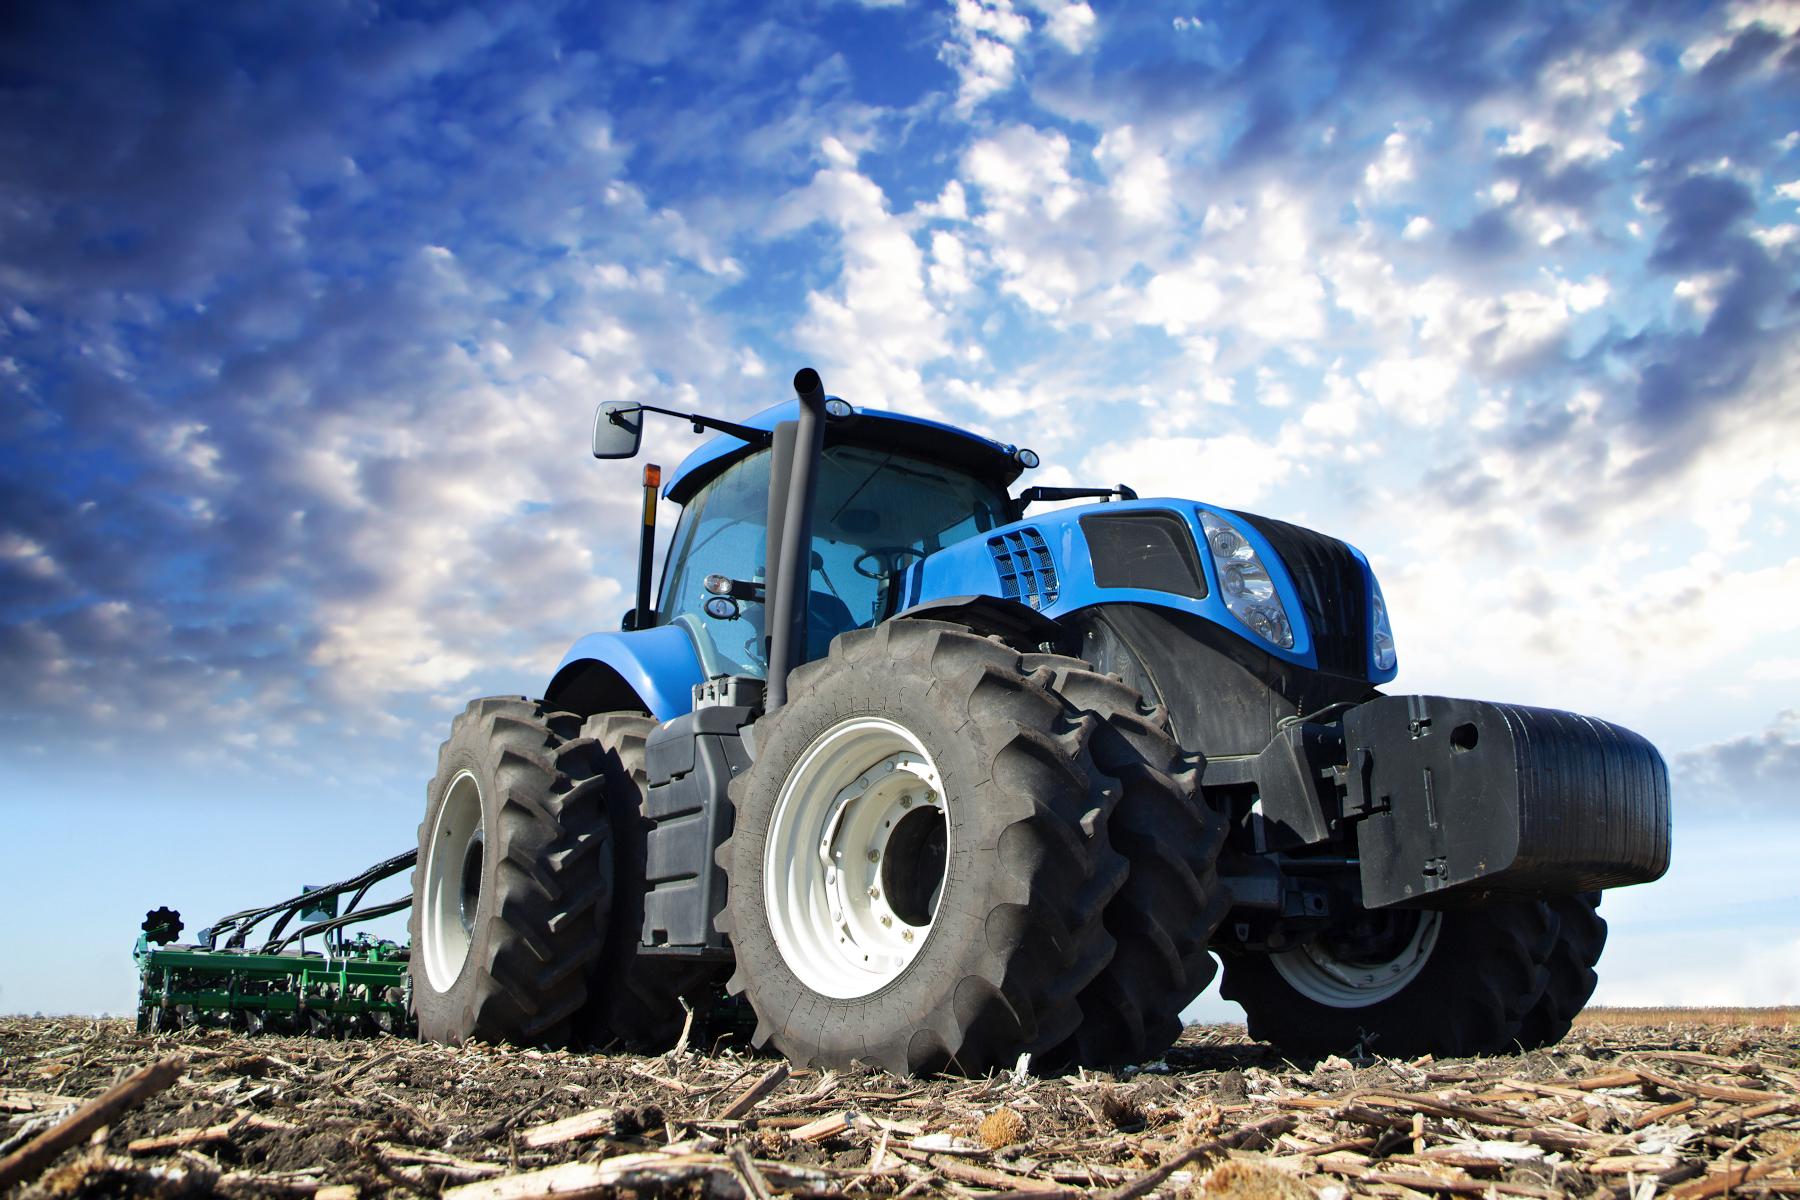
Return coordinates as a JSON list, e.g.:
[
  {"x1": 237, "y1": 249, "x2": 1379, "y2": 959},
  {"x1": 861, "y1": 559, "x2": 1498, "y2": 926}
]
[
  {"x1": 1515, "y1": 893, "x2": 1606, "y2": 1049},
  {"x1": 717, "y1": 620, "x2": 1127, "y2": 1076},
  {"x1": 1218, "y1": 901, "x2": 1557, "y2": 1059},
  {"x1": 1022, "y1": 658, "x2": 1231, "y2": 1068},
  {"x1": 410, "y1": 697, "x2": 611, "y2": 1047}
]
